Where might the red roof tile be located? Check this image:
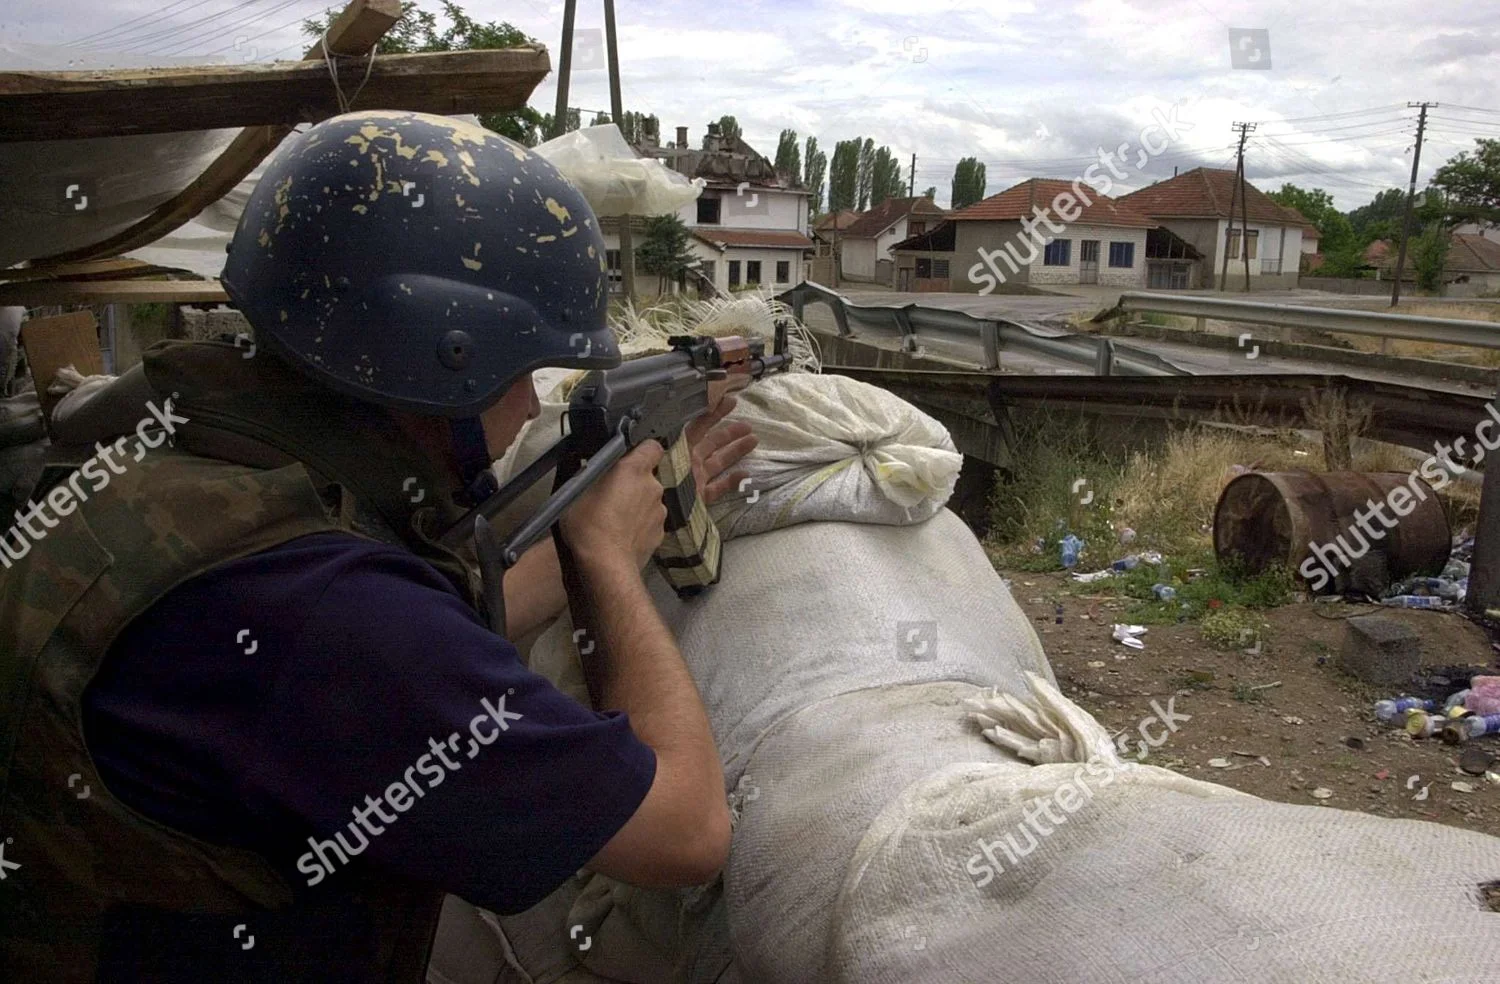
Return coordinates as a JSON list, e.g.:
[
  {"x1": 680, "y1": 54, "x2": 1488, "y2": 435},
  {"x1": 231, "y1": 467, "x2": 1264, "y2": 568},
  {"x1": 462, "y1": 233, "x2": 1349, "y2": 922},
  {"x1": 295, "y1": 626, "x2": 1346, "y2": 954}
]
[
  {"x1": 1118, "y1": 168, "x2": 1311, "y2": 227},
  {"x1": 949, "y1": 178, "x2": 1155, "y2": 228},
  {"x1": 842, "y1": 197, "x2": 947, "y2": 239},
  {"x1": 1448, "y1": 233, "x2": 1500, "y2": 273},
  {"x1": 692, "y1": 228, "x2": 815, "y2": 249},
  {"x1": 814, "y1": 209, "x2": 861, "y2": 232}
]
